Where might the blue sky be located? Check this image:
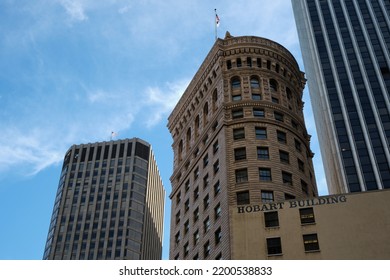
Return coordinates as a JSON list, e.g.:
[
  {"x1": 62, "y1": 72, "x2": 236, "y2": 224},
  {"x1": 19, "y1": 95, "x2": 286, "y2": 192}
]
[{"x1": 0, "y1": 0, "x2": 328, "y2": 260}]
